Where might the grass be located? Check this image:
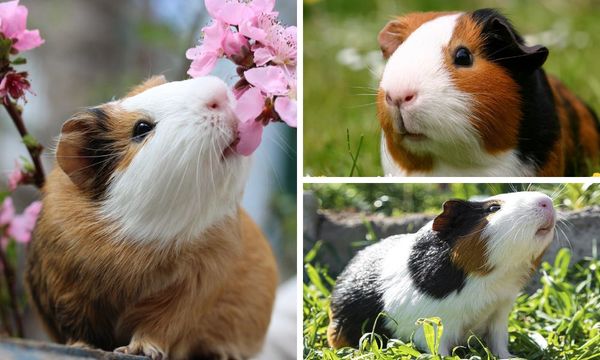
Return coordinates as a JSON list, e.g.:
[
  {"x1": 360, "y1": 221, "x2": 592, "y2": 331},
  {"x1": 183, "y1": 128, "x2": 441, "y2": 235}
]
[
  {"x1": 303, "y1": 248, "x2": 600, "y2": 360},
  {"x1": 303, "y1": 0, "x2": 600, "y2": 176}
]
